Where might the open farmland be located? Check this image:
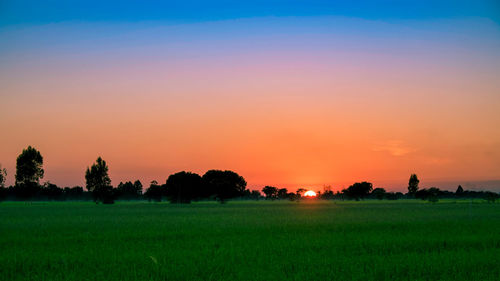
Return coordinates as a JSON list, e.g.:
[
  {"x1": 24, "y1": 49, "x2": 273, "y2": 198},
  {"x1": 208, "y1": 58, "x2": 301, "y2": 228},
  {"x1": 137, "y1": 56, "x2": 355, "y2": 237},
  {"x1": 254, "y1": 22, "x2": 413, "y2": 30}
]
[{"x1": 1, "y1": 200, "x2": 499, "y2": 281}]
